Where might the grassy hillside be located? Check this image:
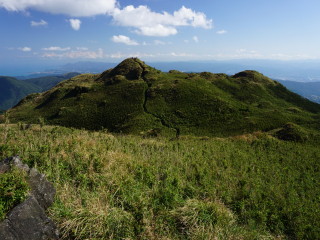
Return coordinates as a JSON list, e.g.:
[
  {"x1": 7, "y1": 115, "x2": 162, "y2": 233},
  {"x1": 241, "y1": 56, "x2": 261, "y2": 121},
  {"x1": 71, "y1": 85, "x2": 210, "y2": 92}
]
[
  {"x1": 0, "y1": 124, "x2": 319, "y2": 239},
  {"x1": 7, "y1": 58, "x2": 320, "y2": 138},
  {"x1": 0, "y1": 76, "x2": 41, "y2": 110},
  {"x1": 2, "y1": 58, "x2": 320, "y2": 239}
]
